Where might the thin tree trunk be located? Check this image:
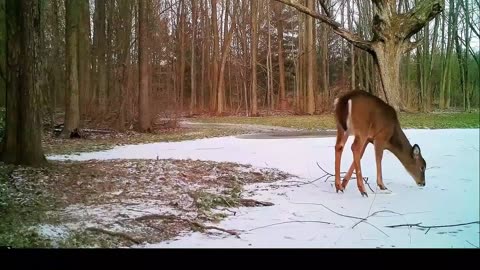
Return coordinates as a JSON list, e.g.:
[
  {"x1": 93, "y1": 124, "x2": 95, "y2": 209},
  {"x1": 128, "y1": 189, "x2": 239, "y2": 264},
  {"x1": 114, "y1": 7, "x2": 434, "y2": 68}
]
[
  {"x1": 250, "y1": 0, "x2": 258, "y2": 116},
  {"x1": 78, "y1": 0, "x2": 90, "y2": 119},
  {"x1": 190, "y1": 0, "x2": 197, "y2": 115},
  {"x1": 275, "y1": 3, "x2": 287, "y2": 110},
  {"x1": 95, "y1": 0, "x2": 107, "y2": 115},
  {"x1": 138, "y1": 0, "x2": 151, "y2": 132},
  {"x1": 62, "y1": 0, "x2": 81, "y2": 138},
  {"x1": 306, "y1": 0, "x2": 315, "y2": 114}
]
